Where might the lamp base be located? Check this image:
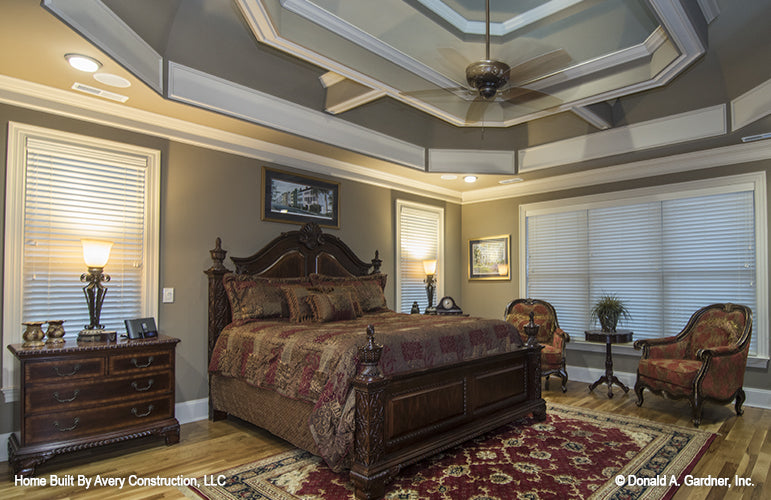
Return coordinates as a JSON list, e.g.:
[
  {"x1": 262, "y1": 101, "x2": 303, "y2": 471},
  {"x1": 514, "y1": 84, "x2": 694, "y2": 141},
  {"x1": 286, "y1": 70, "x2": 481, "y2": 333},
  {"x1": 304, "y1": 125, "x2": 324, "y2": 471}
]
[{"x1": 78, "y1": 329, "x2": 116, "y2": 342}]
